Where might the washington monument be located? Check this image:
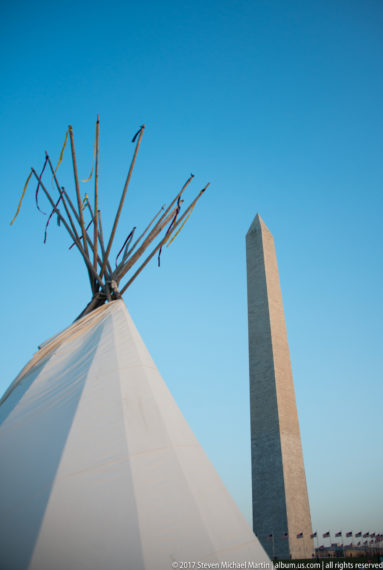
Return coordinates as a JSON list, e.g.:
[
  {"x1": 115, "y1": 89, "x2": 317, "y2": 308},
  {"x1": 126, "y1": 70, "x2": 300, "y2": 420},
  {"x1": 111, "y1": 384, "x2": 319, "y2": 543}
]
[{"x1": 246, "y1": 214, "x2": 314, "y2": 560}]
